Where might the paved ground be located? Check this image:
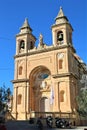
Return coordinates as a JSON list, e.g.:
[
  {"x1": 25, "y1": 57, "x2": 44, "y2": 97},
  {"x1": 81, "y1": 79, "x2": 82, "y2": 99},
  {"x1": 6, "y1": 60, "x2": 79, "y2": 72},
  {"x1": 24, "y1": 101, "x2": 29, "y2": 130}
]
[
  {"x1": 6, "y1": 120, "x2": 38, "y2": 130},
  {"x1": 5, "y1": 120, "x2": 87, "y2": 130}
]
